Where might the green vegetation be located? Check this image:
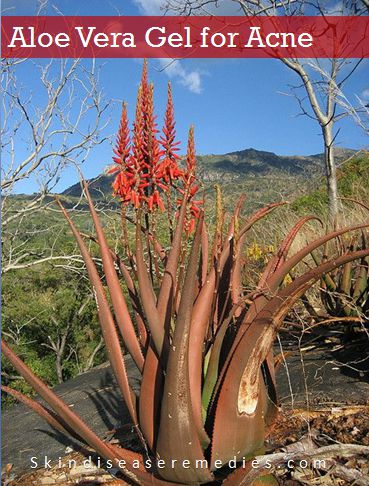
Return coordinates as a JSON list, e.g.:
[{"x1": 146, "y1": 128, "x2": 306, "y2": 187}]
[
  {"x1": 292, "y1": 153, "x2": 369, "y2": 215},
  {"x1": 2, "y1": 265, "x2": 103, "y2": 402}
]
